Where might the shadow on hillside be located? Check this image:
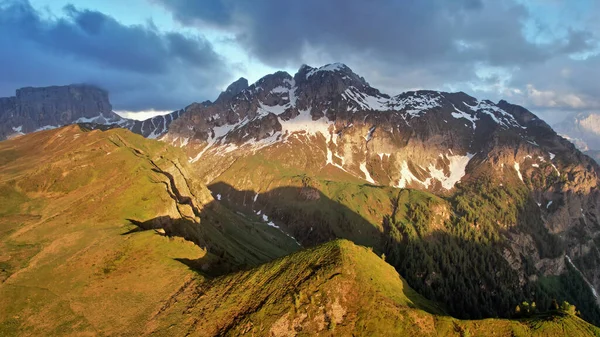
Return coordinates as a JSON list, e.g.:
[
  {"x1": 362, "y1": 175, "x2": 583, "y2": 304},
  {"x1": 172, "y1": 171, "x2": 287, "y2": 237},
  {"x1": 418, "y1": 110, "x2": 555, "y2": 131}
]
[
  {"x1": 121, "y1": 182, "x2": 600, "y2": 324},
  {"x1": 122, "y1": 182, "x2": 385, "y2": 277},
  {"x1": 120, "y1": 182, "x2": 518, "y2": 317},
  {"x1": 123, "y1": 215, "x2": 240, "y2": 277},
  {"x1": 207, "y1": 182, "x2": 384, "y2": 250}
]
